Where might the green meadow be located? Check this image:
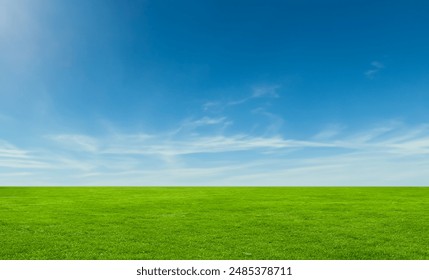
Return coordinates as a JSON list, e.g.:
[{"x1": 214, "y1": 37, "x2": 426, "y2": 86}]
[{"x1": 0, "y1": 187, "x2": 427, "y2": 260}]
